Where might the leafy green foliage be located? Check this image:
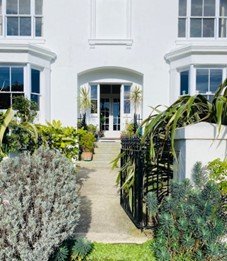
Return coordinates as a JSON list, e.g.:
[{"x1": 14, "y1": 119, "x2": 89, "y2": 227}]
[
  {"x1": 71, "y1": 238, "x2": 93, "y2": 261},
  {"x1": 77, "y1": 128, "x2": 95, "y2": 153},
  {"x1": 208, "y1": 158, "x2": 227, "y2": 196},
  {"x1": 37, "y1": 120, "x2": 79, "y2": 160},
  {"x1": 149, "y1": 163, "x2": 227, "y2": 261},
  {"x1": 12, "y1": 95, "x2": 38, "y2": 123},
  {"x1": 0, "y1": 147, "x2": 80, "y2": 261}
]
